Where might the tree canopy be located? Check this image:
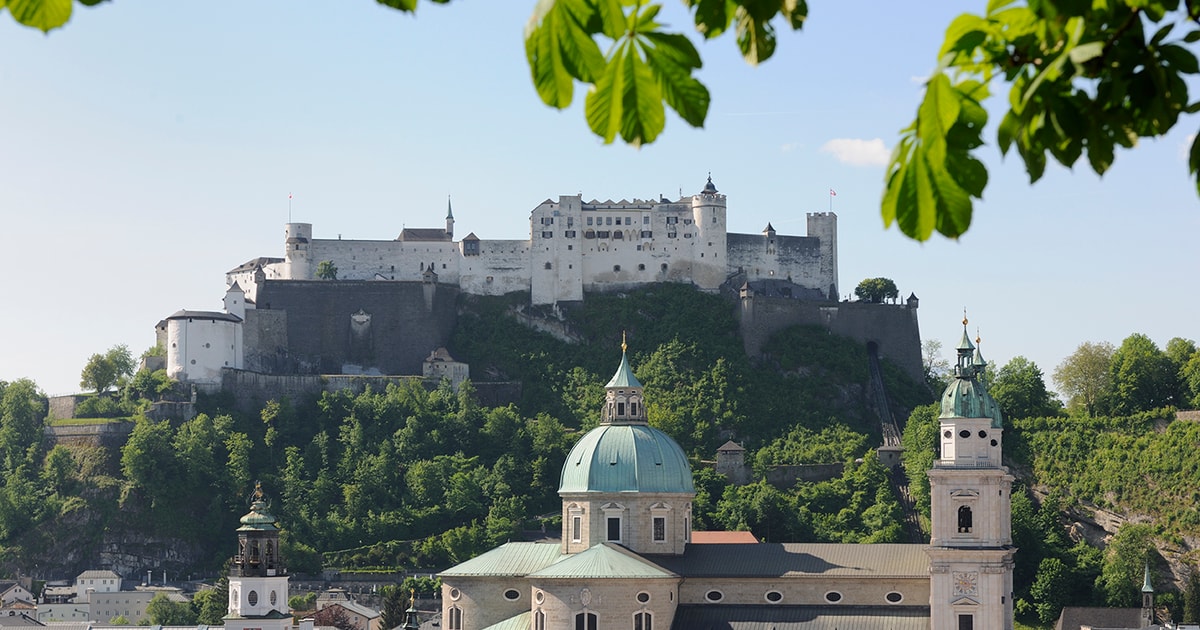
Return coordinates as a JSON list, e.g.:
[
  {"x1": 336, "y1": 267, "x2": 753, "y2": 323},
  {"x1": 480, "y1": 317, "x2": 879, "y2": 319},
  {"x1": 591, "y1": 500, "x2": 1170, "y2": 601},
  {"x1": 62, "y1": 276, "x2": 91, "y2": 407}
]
[
  {"x1": 5, "y1": 0, "x2": 1197, "y2": 242},
  {"x1": 853, "y1": 277, "x2": 899, "y2": 304},
  {"x1": 79, "y1": 344, "x2": 135, "y2": 395}
]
